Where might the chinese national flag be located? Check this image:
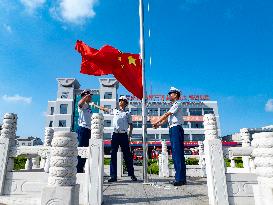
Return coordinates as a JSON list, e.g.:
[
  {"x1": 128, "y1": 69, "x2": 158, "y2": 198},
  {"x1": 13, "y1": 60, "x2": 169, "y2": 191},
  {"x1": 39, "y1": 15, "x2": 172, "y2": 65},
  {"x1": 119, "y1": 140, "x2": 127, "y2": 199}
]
[{"x1": 75, "y1": 40, "x2": 143, "y2": 99}]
